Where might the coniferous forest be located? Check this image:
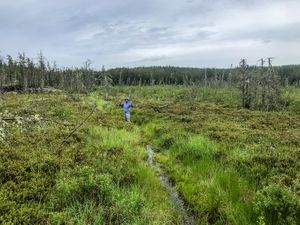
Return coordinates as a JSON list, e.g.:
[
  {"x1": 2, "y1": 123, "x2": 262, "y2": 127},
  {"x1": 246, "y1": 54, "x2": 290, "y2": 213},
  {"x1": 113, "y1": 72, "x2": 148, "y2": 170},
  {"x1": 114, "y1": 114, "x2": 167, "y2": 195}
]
[{"x1": 1, "y1": 53, "x2": 300, "y2": 93}]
